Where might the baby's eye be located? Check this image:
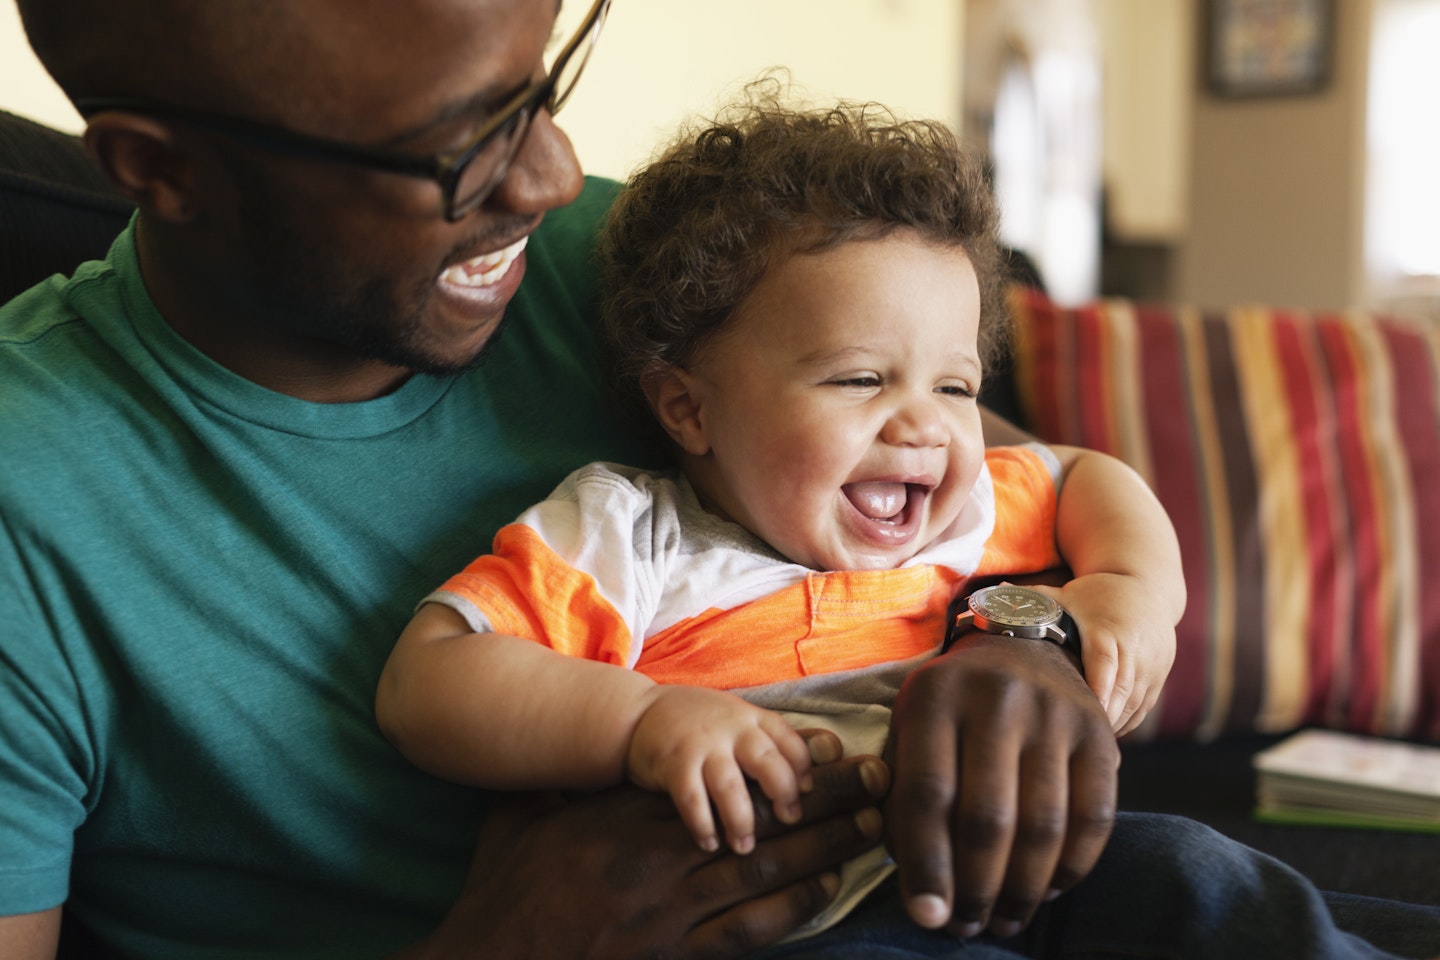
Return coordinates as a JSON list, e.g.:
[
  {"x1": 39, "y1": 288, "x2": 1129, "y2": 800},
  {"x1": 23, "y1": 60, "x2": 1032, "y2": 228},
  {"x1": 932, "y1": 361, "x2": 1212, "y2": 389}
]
[
  {"x1": 830, "y1": 375, "x2": 882, "y2": 389},
  {"x1": 935, "y1": 382, "x2": 979, "y2": 399}
]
